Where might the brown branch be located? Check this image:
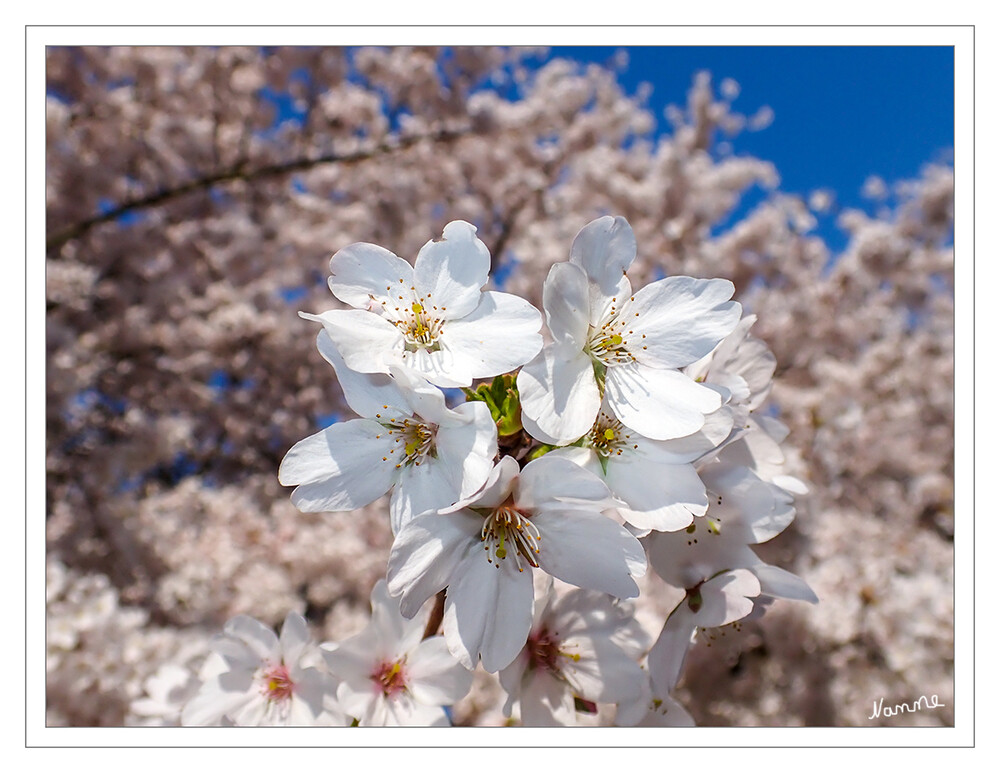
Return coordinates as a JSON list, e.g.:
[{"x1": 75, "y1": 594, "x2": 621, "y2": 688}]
[
  {"x1": 422, "y1": 589, "x2": 447, "y2": 640},
  {"x1": 46, "y1": 125, "x2": 475, "y2": 252}
]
